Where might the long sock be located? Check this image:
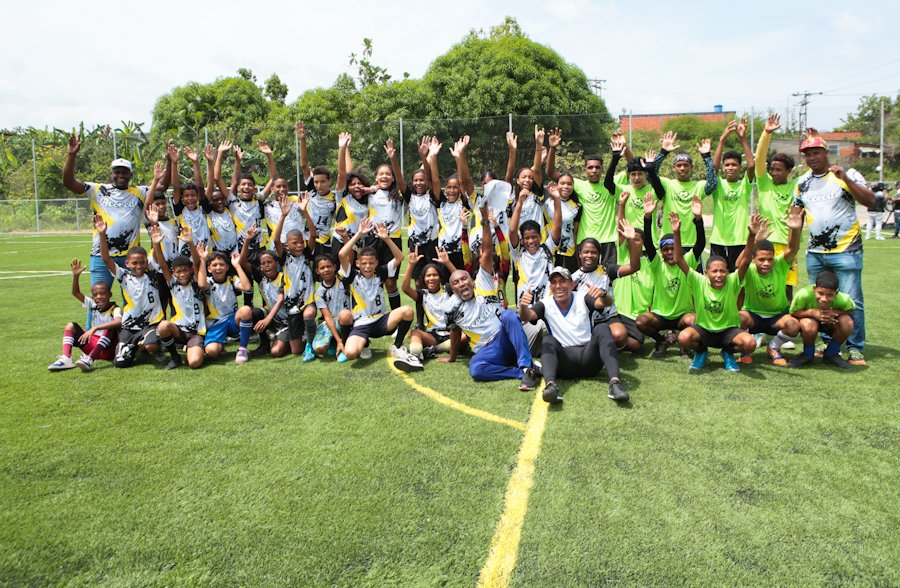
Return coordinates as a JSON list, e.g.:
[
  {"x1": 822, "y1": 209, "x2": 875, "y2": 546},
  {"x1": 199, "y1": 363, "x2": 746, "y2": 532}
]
[
  {"x1": 243, "y1": 286, "x2": 254, "y2": 307},
  {"x1": 415, "y1": 299, "x2": 425, "y2": 330},
  {"x1": 435, "y1": 340, "x2": 452, "y2": 353},
  {"x1": 239, "y1": 320, "x2": 253, "y2": 350},
  {"x1": 770, "y1": 330, "x2": 790, "y2": 351},
  {"x1": 89, "y1": 331, "x2": 112, "y2": 359},
  {"x1": 394, "y1": 319, "x2": 412, "y2": 348},
  {"x1": 803, "y1": 343, "x2": 815, "y2": 358},
  {"x1": 304, "y1": 318, "x2": 317, "y2": 347},
  {"x1": 388, "y1": 290, "x2": 401, "y2": 310},
  {"x1": 824, "y1": 340, "x2": 842, "y2": 357},
  {"x1": 62, "y1": 328, "x2": 75, "y2": 358},
  {"x1": 160, "y1": 335, "x2": 179, "y2": 359},
  {"x1": 339, "y1": 323, "x2": 353, "y2": 344},
  {"x1": 409, "y1": 339, "x2": 423, "y2": 356}
]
